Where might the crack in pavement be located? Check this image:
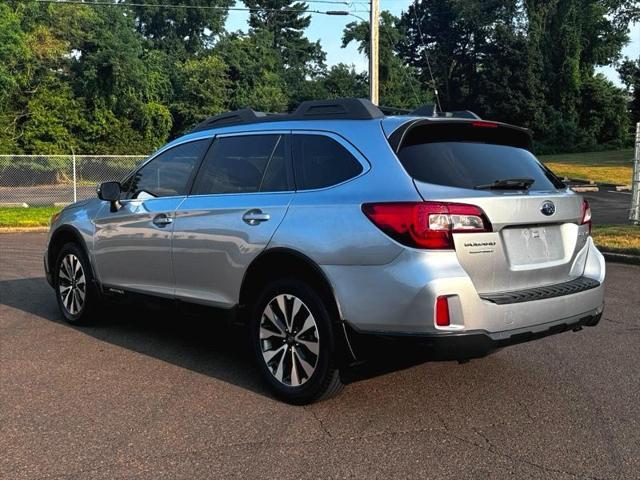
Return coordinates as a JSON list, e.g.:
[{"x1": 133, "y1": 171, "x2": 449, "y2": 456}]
[{"x1": 304, "y1": 406, "x2": 332, "y2": 439}]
